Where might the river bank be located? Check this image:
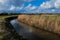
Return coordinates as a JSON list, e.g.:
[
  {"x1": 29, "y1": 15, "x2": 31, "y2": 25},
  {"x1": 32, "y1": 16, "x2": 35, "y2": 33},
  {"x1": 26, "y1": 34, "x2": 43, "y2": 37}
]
[
  {"x1": 18, "y1": 14, "x2": 60, "y2": 35},
  {"x1": 0, "y1": 15, "x2": 24, "y2": 40}
]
